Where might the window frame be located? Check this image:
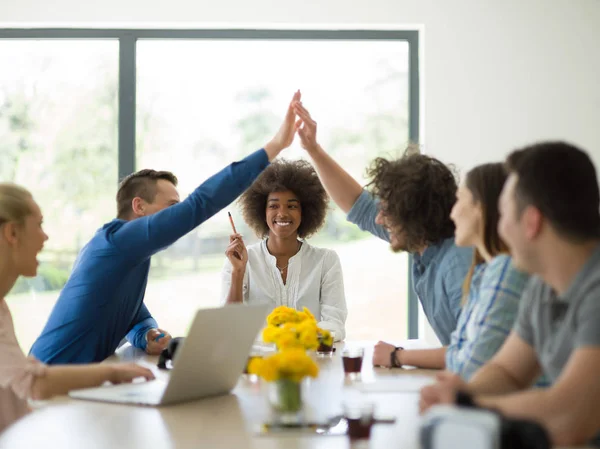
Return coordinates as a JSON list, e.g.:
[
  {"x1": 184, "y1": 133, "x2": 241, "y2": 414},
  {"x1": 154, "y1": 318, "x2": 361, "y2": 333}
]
[{"x1": 0, "y1": 27, "x2": 420, "y2": 337}]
